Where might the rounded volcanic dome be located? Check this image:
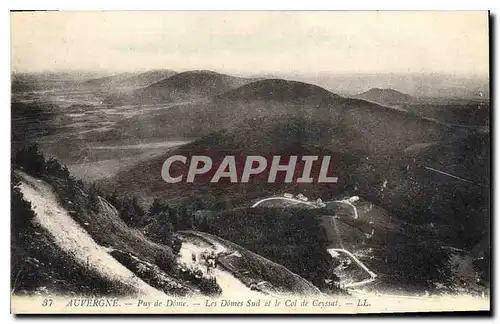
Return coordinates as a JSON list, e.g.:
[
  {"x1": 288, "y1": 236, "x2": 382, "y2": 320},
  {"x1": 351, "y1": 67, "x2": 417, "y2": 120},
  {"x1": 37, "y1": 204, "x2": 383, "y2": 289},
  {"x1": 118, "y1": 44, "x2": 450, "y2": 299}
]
[{"x1": 219, "y1": 79, "x2": 341, "y2": 102}]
